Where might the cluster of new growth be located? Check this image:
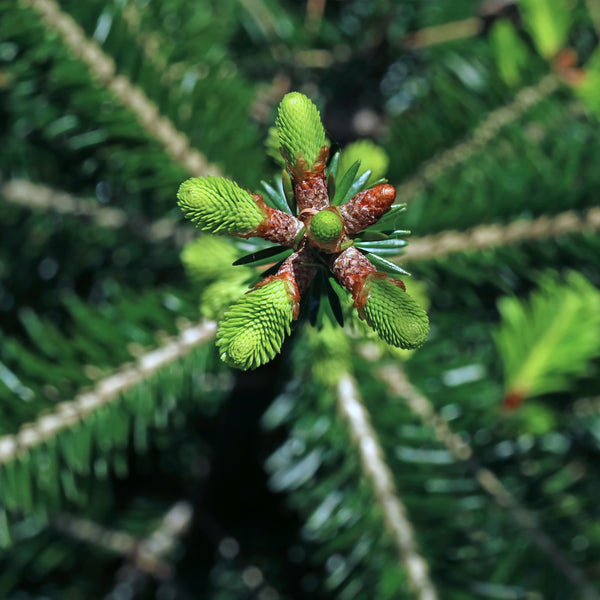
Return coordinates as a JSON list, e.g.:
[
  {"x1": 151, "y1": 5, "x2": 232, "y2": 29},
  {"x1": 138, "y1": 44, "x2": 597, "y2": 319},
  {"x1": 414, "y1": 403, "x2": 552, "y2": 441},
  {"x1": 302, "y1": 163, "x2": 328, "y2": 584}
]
[{"x1": 177, "y1": 92, "x2": 429, "y2": 370}]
